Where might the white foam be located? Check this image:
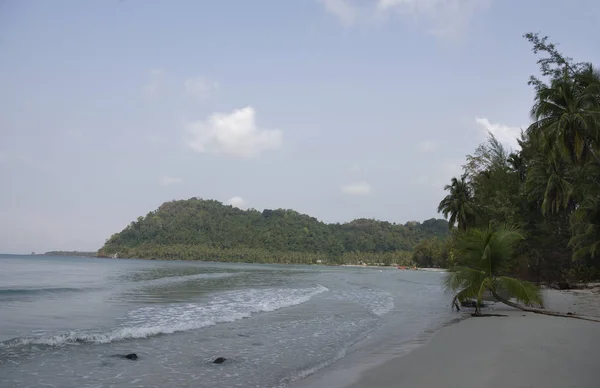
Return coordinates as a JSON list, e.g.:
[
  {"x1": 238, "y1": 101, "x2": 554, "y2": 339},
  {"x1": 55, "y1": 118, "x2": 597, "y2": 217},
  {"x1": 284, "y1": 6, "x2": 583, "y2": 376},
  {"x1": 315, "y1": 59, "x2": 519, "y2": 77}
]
[{"x1": 0, "y1": 285, "x2": 329, "y2": 349}]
